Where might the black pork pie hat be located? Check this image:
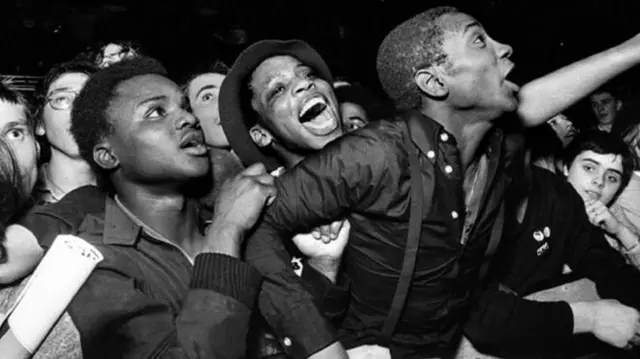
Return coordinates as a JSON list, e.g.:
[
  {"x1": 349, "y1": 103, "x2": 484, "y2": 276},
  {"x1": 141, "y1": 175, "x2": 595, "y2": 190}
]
[{"x1": 219, "y1": 39, "x2": 333, "y2": 172}]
